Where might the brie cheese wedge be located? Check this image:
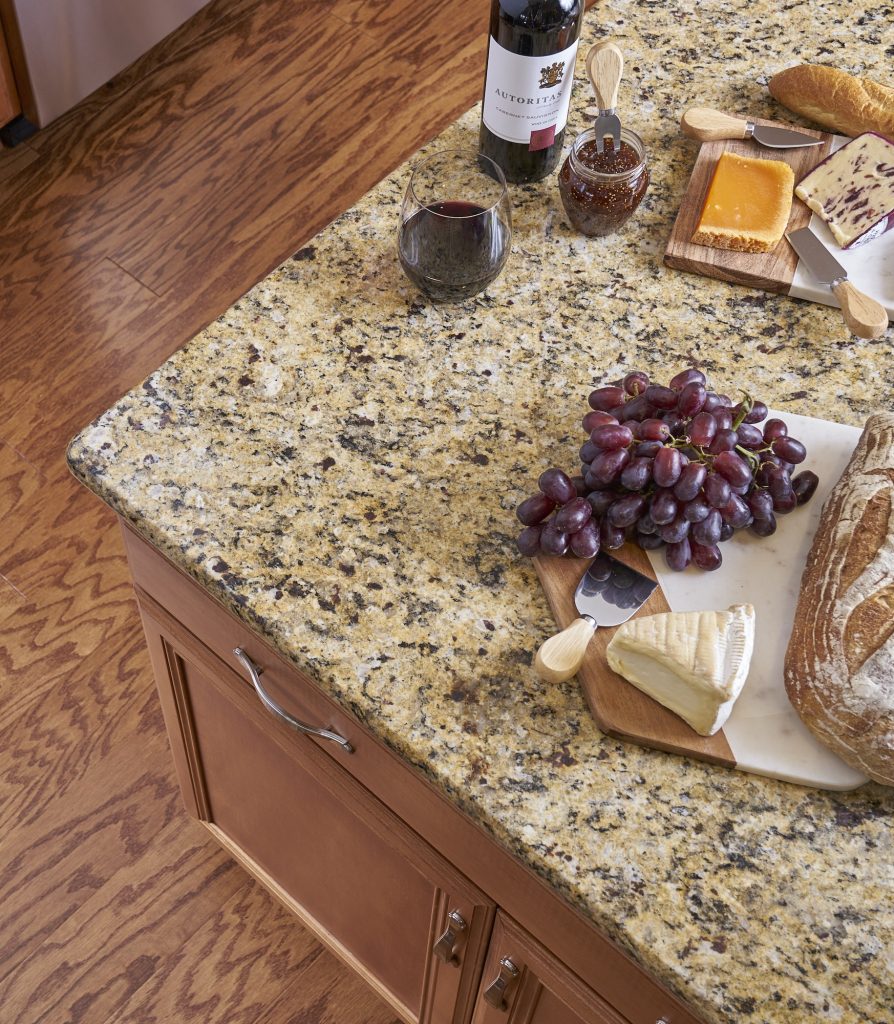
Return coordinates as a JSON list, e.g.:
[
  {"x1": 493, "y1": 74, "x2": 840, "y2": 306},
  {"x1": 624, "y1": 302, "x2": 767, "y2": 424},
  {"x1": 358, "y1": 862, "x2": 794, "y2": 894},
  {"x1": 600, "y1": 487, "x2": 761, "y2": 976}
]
[{"x1": 606, "y1": 605, "x2": 755, "y2": 736}]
